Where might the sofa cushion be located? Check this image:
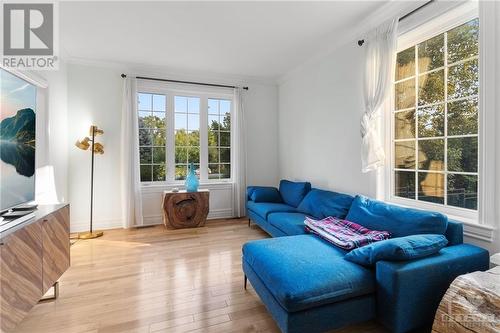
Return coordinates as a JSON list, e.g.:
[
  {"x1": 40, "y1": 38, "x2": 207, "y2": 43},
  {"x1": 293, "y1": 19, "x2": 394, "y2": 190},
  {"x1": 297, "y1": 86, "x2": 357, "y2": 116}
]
[
  {"x1": 279, "y1": 180, "x2": 311, "y2": 207},
  {"x1": 297, "y1": 189, "x2": 354, "y2": 219},
  {"x1": 247, "y1": 186, "x2": 279, "y2": 200},
  {"x1": 345, "y1": 234, "x2": 449, "y2": 266},
  {"x1": 250, "y1": 187, "x2": 282, "y2": 203},
  {"x1": 247, "y1": 201, "x2": 296, "y2": 220},
  {"x1": 242, "y1": 235, "x2": 375, "y2": 312},
  {"x1": 268, "y1": 212, "x2": 308, "y2": 236},
  {"x1": 345, "y1": 195, "x2": 448, "y2": 238}
]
